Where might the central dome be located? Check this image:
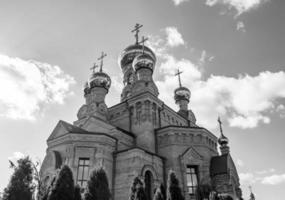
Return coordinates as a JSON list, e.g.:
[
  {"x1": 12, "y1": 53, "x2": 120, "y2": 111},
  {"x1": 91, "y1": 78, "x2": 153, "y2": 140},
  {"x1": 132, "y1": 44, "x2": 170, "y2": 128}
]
[{"x1": 119, "y1": 44, "x2": 156, "y2": 71}]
